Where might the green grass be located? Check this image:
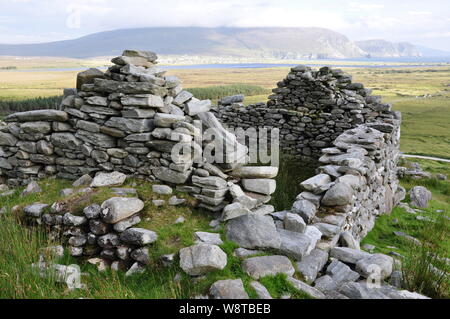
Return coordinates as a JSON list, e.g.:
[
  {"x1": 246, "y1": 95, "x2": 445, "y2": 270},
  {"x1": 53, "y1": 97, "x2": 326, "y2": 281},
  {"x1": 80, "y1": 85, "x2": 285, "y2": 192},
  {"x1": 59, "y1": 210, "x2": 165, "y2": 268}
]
[
  {"x1": 361, "y1": 165, "x2": 450, "y2": 298},
  {"x1": 390, "y1": 96, "x2": 450, "y2": 159},
  {"x1": 0, "y1": 177, "x2": 316, "y2": 299},
  {"x1": 0, "y1": 96, "x2": 62, "y2": 116},
  {"x1": 259, "y1": 274, "x2": 313, "y2": 299}
]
